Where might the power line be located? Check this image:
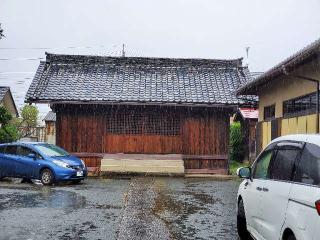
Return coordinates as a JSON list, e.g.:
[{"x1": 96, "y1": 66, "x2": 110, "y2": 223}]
[
  {"x1": 0, "y1": 45, "x2": 110, "y2": 50},
  {"x1": 0, "y1": 76, "x2": 32, "y2": 78},
  {"x1": 0, "y1": 71, "x2": 35, "y2": 74},
  {"x1": 0, "y1": 44, "x2": 125, "y2": 61},
  {"x1": 0, "y1": 57, "x2": 44, "y2": 61}
]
